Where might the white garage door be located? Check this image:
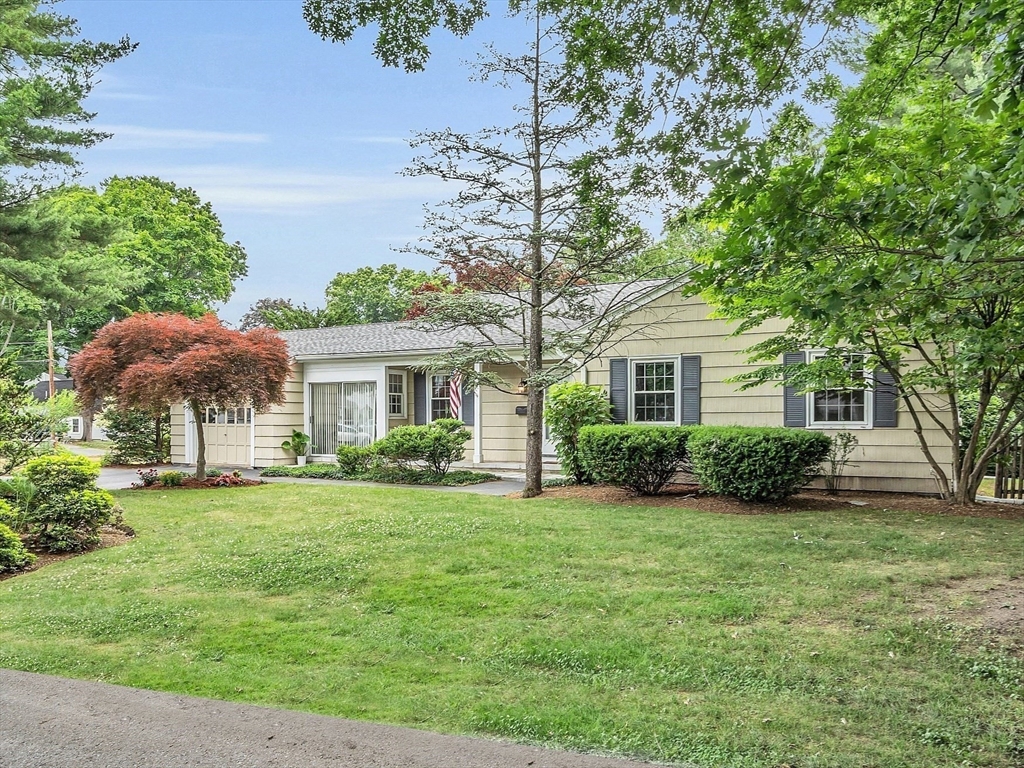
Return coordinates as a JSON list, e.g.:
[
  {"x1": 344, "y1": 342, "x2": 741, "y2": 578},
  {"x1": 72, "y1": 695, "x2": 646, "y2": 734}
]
[{"x1": 197, "y1": 406, "x2": 253, "y2": 467}]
